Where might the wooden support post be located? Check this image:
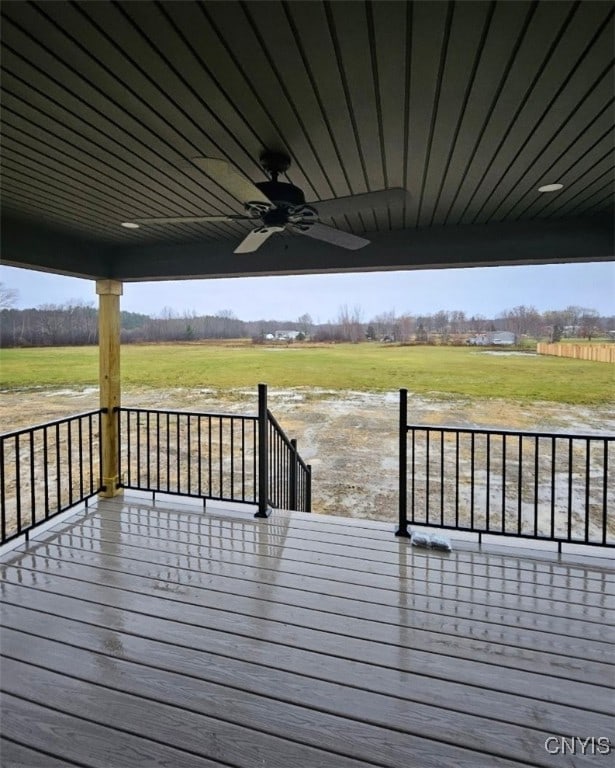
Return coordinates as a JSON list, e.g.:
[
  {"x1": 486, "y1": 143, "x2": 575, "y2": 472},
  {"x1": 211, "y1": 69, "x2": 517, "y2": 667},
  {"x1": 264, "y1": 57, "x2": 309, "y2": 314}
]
[{"x1": 97, "y1": 279, "x2": 122, "y2": 497}]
